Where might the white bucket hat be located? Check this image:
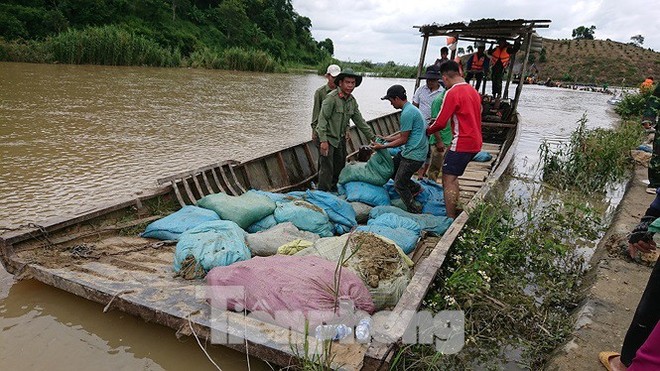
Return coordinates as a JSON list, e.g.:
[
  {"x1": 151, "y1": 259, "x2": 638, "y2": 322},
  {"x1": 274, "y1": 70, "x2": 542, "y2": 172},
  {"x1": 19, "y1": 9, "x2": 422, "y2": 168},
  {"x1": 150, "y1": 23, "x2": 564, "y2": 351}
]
[{"x1": 326, "y1": 64, "x2": 341, "y2": 77}]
